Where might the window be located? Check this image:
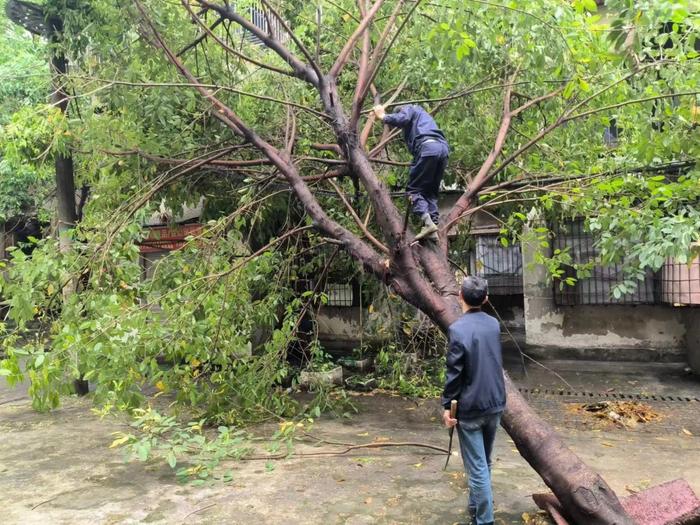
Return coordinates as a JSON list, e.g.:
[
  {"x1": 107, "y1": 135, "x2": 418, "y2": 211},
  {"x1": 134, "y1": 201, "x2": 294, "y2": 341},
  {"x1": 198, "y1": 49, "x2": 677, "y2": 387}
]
[{"x1": 468, "y1": 234, "x2": 524, "y2": 295}]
